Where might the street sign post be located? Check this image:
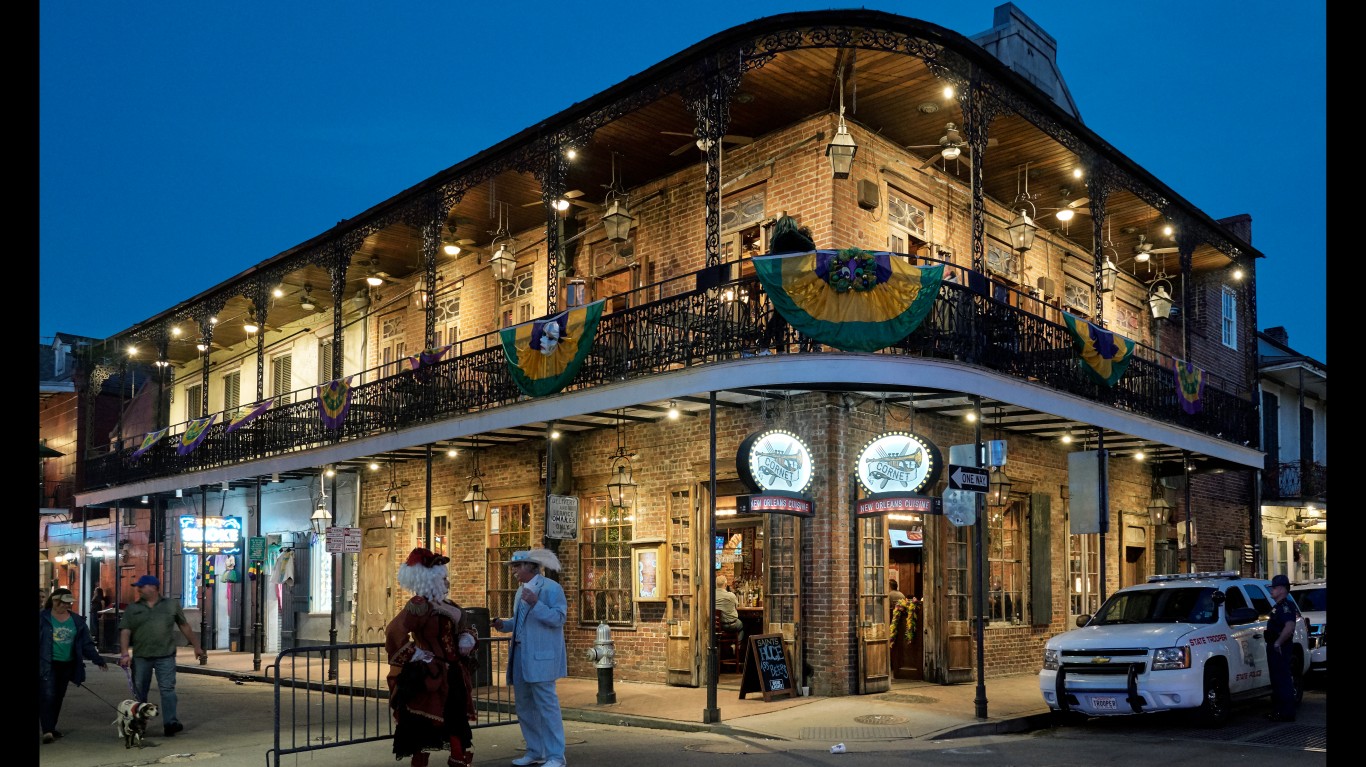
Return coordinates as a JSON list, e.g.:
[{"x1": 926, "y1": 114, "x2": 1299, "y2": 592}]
[{"x1": 947, "y1": 464, "x2": 989, "y2": 493}]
